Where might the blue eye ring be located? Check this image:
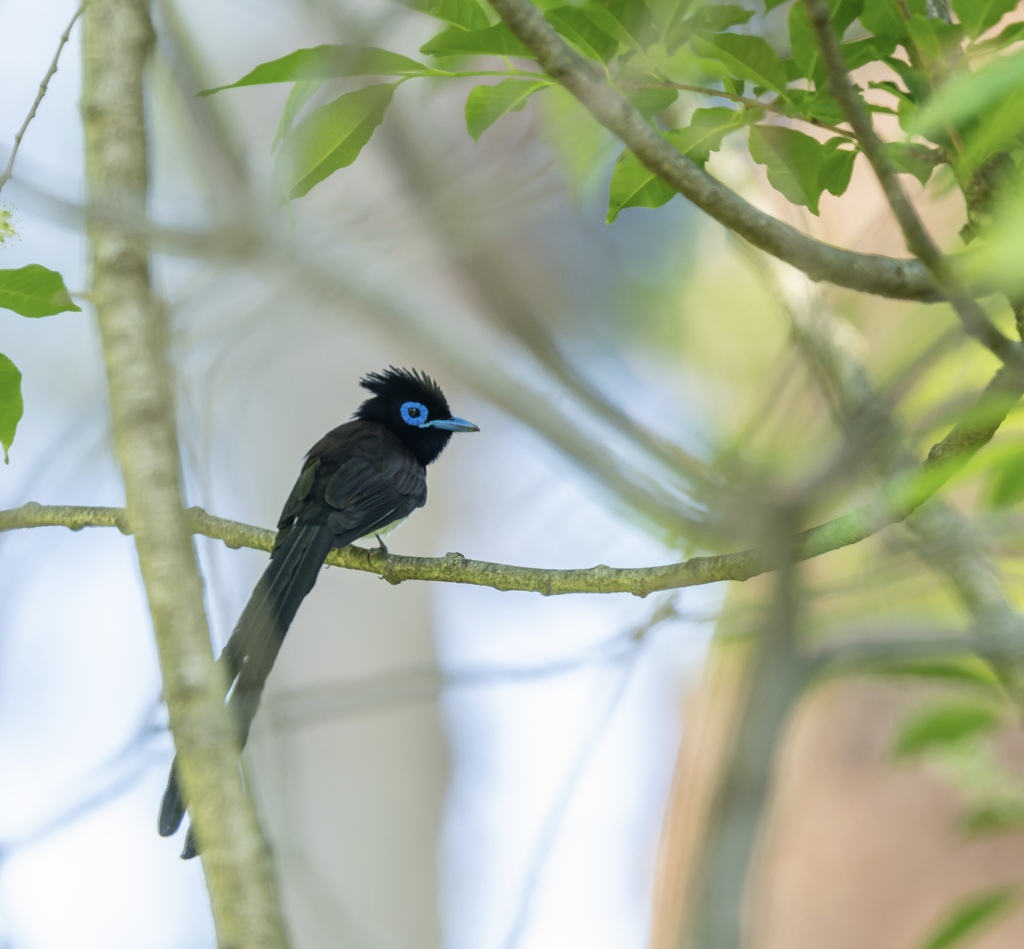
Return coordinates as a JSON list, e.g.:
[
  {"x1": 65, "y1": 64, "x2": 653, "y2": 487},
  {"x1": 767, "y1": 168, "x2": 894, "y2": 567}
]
[{"x1": 401, "y1": 401, "x2": 429, "y2": 427}]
